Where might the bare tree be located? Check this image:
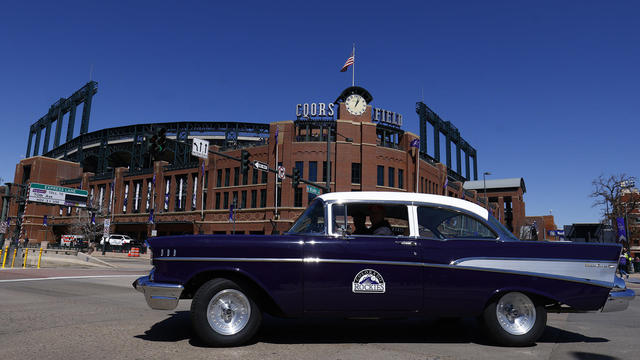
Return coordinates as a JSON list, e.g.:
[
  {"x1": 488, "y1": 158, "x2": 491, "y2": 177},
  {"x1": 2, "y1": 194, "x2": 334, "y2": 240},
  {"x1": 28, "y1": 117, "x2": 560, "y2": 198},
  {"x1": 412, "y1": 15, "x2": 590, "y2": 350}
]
[{"x1": 591, "y1": 174, "x2": 639, "y2": 246}]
